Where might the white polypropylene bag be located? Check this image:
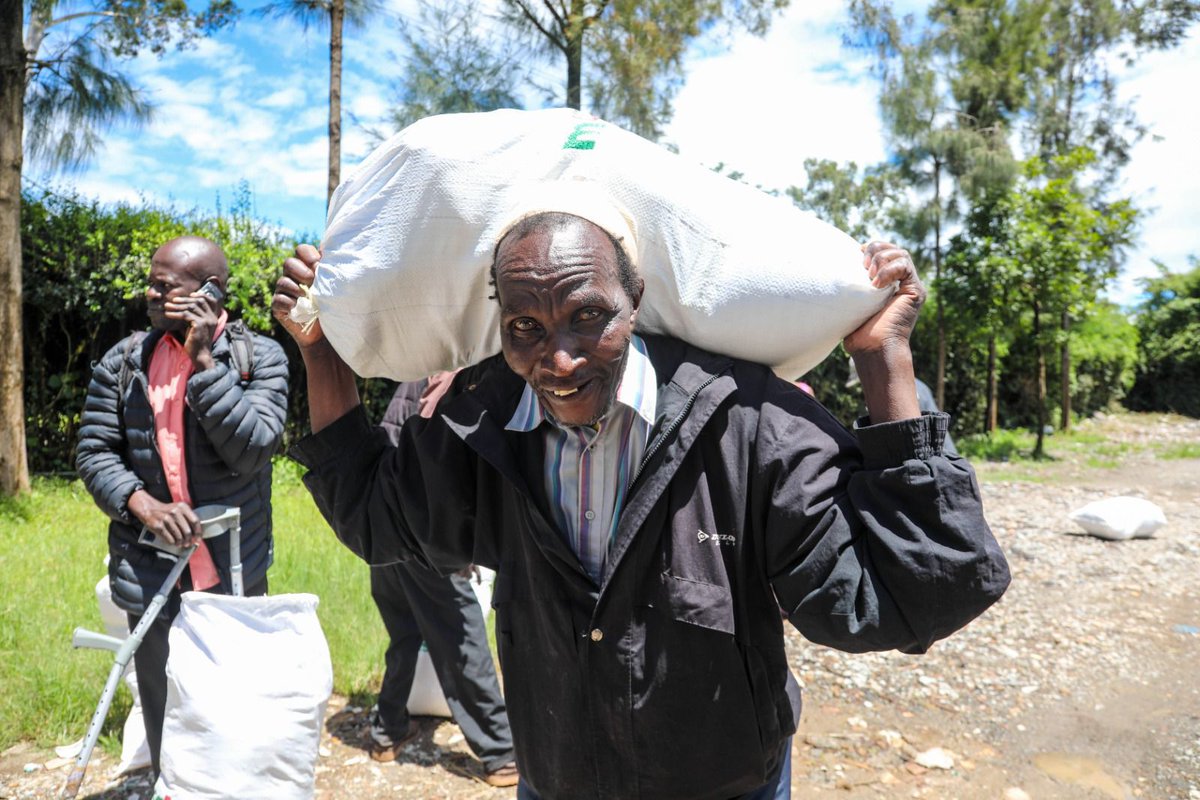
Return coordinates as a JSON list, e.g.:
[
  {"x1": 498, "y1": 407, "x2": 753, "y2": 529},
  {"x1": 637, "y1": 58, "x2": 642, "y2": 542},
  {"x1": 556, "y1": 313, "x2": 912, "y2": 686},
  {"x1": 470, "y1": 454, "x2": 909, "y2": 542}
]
[
  {"x1": 1068, "y1": 496, "x2": 1167, "y2": 541},
  {"x1": 155, "y1": 593, "x2": 333, "y2": 800},
  {"x1": 406, "y1": 648, "x2": 452, "y2": 718},
  {"x1": 302, "y1": 108, "x2": 891, "y2": 381}
]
